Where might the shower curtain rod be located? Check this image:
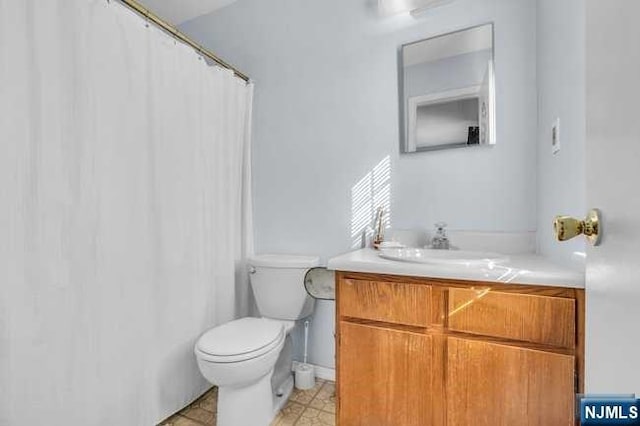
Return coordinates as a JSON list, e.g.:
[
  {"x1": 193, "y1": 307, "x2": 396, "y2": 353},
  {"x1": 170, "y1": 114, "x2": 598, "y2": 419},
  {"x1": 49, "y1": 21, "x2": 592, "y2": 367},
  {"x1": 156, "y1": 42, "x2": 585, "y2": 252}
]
[{"x1": 118, "y1": 0, "x2": 250, "y2": 83}]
